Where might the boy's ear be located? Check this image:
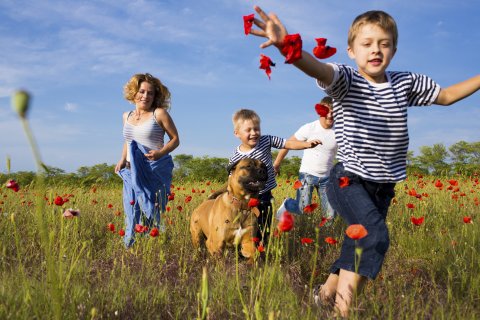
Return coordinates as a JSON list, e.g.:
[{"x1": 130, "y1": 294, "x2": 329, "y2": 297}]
[{"x1": 347, "y1": 46, "x2": 355, "y2": 60}]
